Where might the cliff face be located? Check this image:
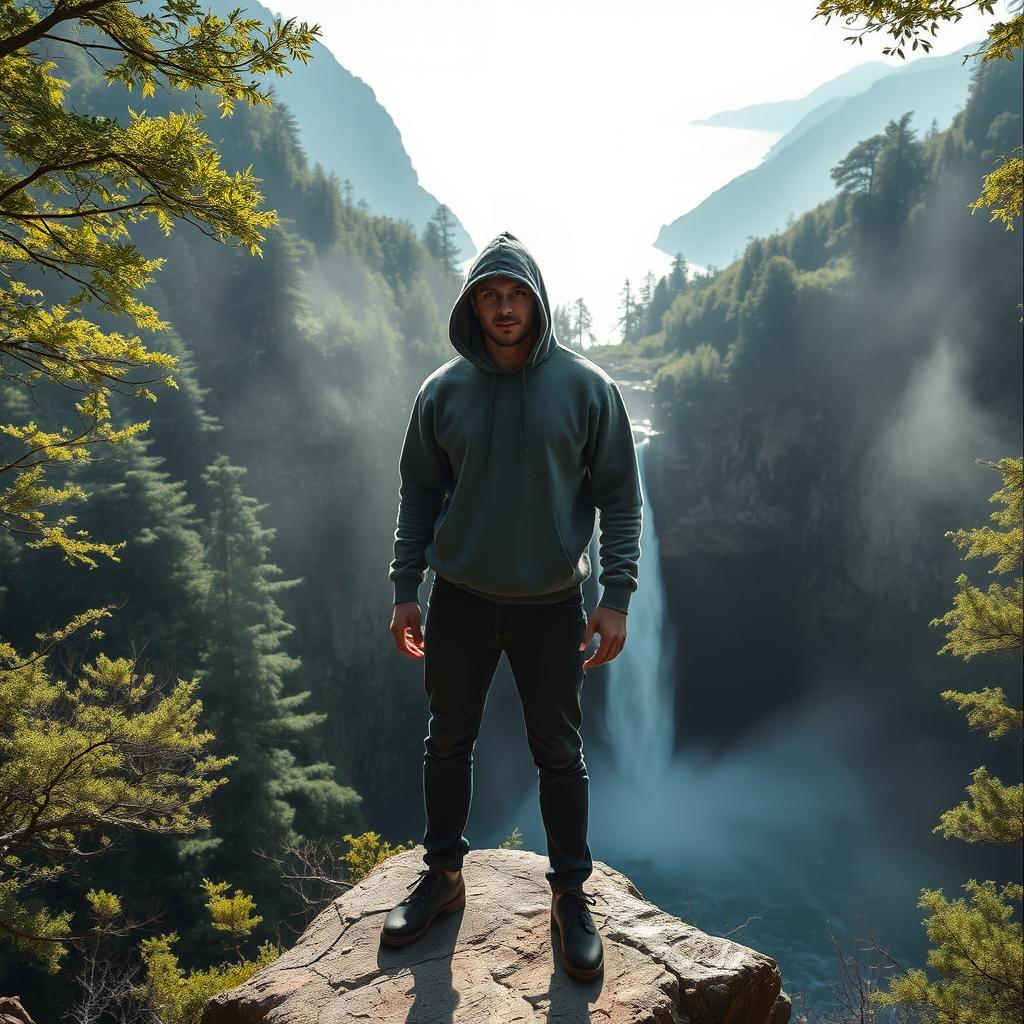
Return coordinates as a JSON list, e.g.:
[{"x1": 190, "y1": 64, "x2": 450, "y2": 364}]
[
  {"x1": 202, "y1": 847, "x2": 791, "y2": 1024},
  {"x1": 184, "y1": 0, "x2": 476, "y2": 258},
  {"x1": 643, "y1": 376, "x2": 977, "y2": 621},
  {"x1": 602, "y1": 375, "x2": 933, "y2": 749},
  {"x1": 654, "y1": 43, "x2": 978, "y2": 265}
]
